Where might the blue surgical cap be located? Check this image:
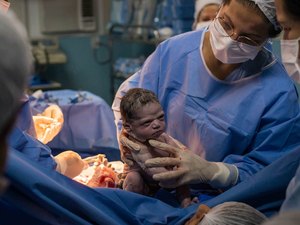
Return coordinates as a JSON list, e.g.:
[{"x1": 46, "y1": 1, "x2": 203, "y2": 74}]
[{"x1": 249, "y1": 0, "x2": 281, "y2": 31}]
